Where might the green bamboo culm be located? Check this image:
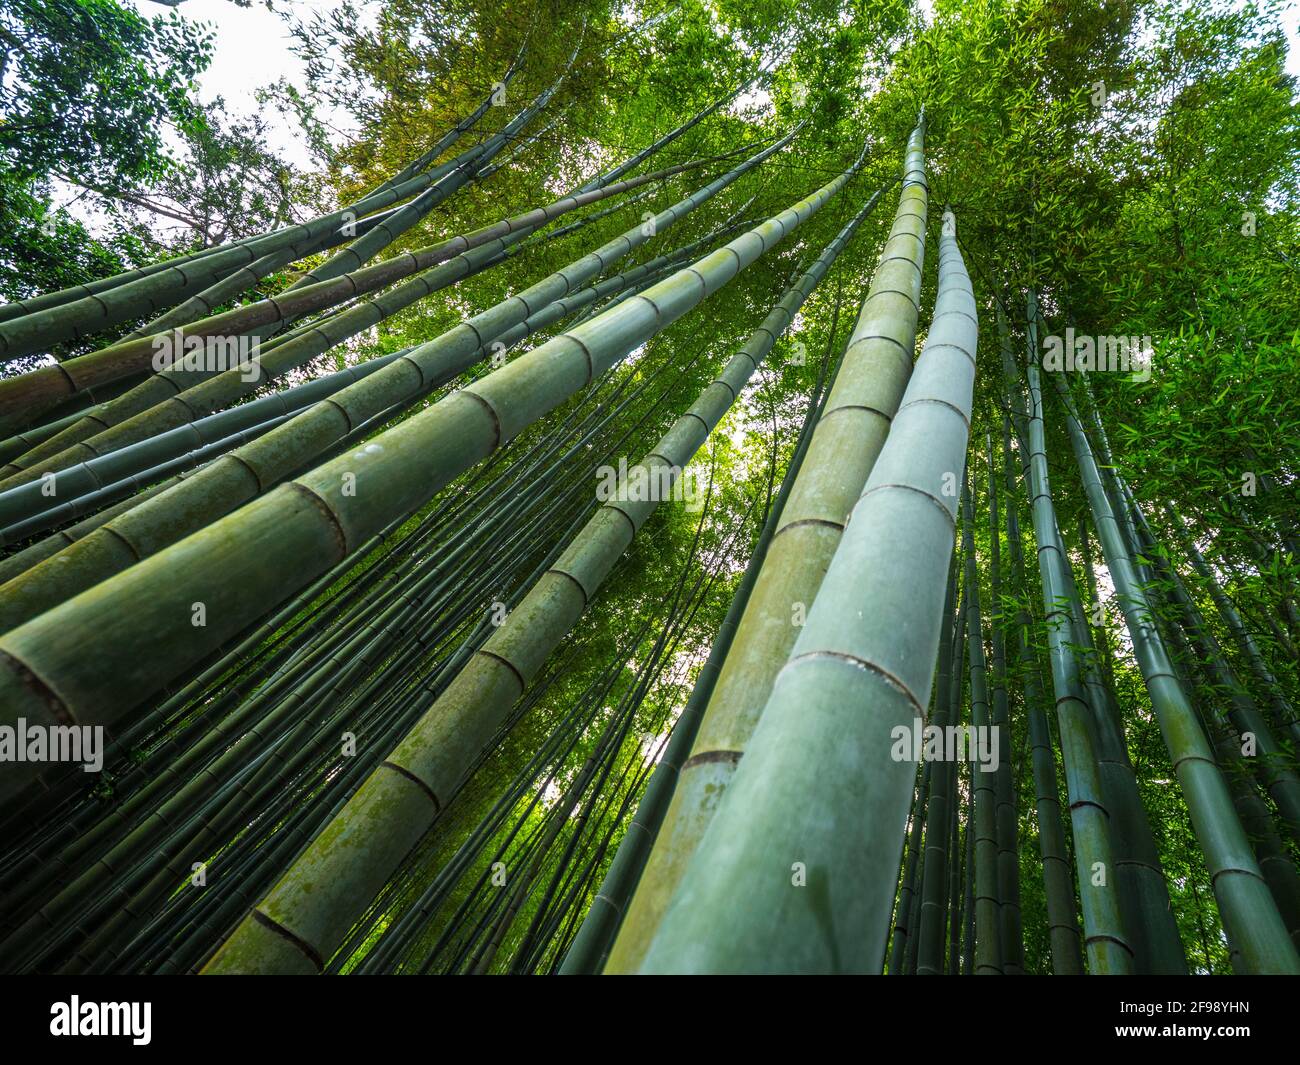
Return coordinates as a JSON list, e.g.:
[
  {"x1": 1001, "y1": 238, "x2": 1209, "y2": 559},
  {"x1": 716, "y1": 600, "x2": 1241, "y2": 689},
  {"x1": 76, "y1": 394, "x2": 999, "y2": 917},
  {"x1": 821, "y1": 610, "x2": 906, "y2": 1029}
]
[
  {"x1": 0, "y1": 42, "x2": 575, "y2": 380},
  {"x1": 0, "y1": 141, "x2": 497, "y2": 365},
  {"x1": 558, "y1": 268, "x2": 852, "y2": 975},
  {"x1": 1129, "y1": 501, "x2": 1300, "y2": 951},
  {"x1": 0, "y1": 350, "x2": 417, "y2": 534},
  {"x1": 0, "y1": 53, "x2": 527, "y2": 336},
  {"x1": 914, "y1": 557, "x2": 959, "y2": 974},
  {"x1": 1050, "y1": 371, "x2": 1300, "y2": 974},
  {"x1": 992, "y1": 330, "x2": 1082, "y2": 974},
  {"x1": 0, "y1": 143, "x2": 858, "y2": 812},
  {"x1": 960, "y1": 477, "x2": 1004, "y2": 975},
  {"x1": 947, "y1": 601, "x2": 968, "y2": 975},
  {"x1": 0, "y1": 135, "x2": 795, "y2": 635},
  {"x1": 1020, "y1": 291, "x2": 1134, "y2": 974},
  {"x1": 2, "y1": 208, "x2": 745, "y2": 516},
  {"x1": 0, "y1": 157, "x2": 716, "y2": 460},
  {"x1": 1017, "y1": 311, "x2": 1185, "y2": 974},
  {"x1": 199, "y1": 178, "x2": 872, "y2": 974},
  {"x1": 604, "y1": 112, "x2": 927, "y2": 972},
  {"x1": 636, "y1": 207, "x2": 976, "y2": 973},
  {"x1": 1162, "y1": 501, "x2": 1300, "y2": 749},
  {"x1": 1071, "y1": 378, "x2": 1300, "y2": 836},
  {"x1": 983, "y1": 431, "x2": 1024, "y2": 973},
  {"x1": 888, "y1": 761, "x2": 931, "y2": 973}
]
